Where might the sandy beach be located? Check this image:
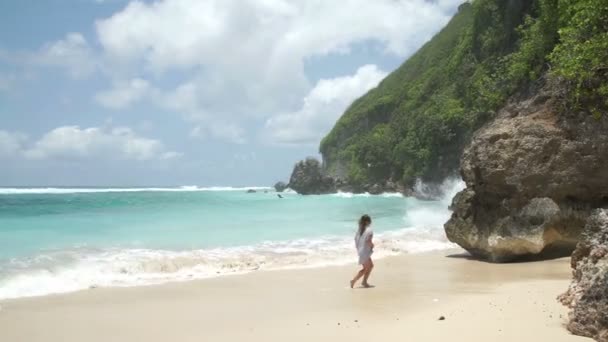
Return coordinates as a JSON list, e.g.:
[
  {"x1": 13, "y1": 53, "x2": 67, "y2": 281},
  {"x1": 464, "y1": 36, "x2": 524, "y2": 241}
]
[{"x1": 0, "y1": 249, "x2": 589, "y2": 342}]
